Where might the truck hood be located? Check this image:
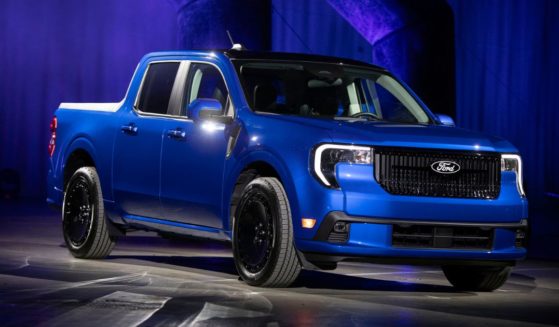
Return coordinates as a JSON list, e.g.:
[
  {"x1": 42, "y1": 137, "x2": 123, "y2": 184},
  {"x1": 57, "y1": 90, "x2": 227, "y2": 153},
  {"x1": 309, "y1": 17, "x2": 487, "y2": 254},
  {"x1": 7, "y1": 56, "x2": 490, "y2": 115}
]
[{"x1": 260, "y1": 114, "x2": 517, "y2": 153}]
